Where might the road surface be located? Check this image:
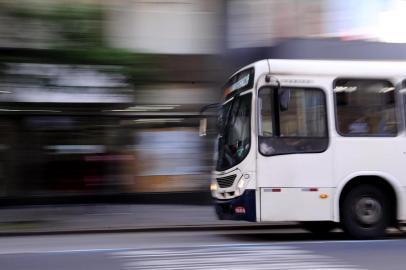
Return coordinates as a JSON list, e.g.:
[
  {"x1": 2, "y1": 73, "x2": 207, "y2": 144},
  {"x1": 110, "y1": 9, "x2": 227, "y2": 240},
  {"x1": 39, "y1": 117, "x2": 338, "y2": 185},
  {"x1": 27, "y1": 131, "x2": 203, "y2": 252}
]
[{"x1": 1, "y1": 228, "x2": 406, "y2": 270}]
